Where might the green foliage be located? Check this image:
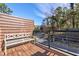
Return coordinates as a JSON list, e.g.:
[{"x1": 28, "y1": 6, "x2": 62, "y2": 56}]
[
  {"x1": 33, "y1": 25, "x2": 40, "y2": 33},
  {"x1": 0, "y1": 3, "x2": 13, "y2": 14},
  {"x1": 42, "y1": 3, "x2": 79, "y2": 32}
]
